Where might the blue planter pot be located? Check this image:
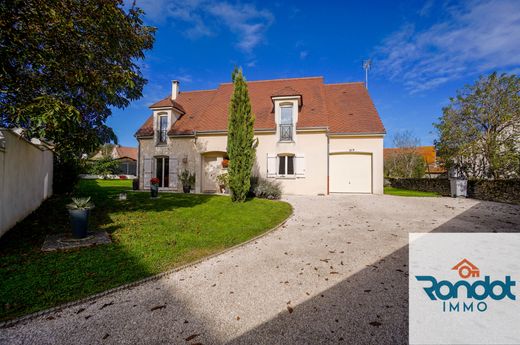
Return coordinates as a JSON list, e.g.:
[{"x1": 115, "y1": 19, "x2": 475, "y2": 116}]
[
  {"x1": 68, "y1": 208, "x2": 90, "y2": 239},
  {"x1": 150, "y1": 184, "x2": 159, "y2": 198}
]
